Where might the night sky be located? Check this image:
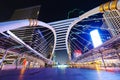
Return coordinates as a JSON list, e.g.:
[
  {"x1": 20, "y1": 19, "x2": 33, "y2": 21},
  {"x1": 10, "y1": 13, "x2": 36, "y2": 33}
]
[{"x1": 0, "y1": 0, "x2": 110, "y2": 22}]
